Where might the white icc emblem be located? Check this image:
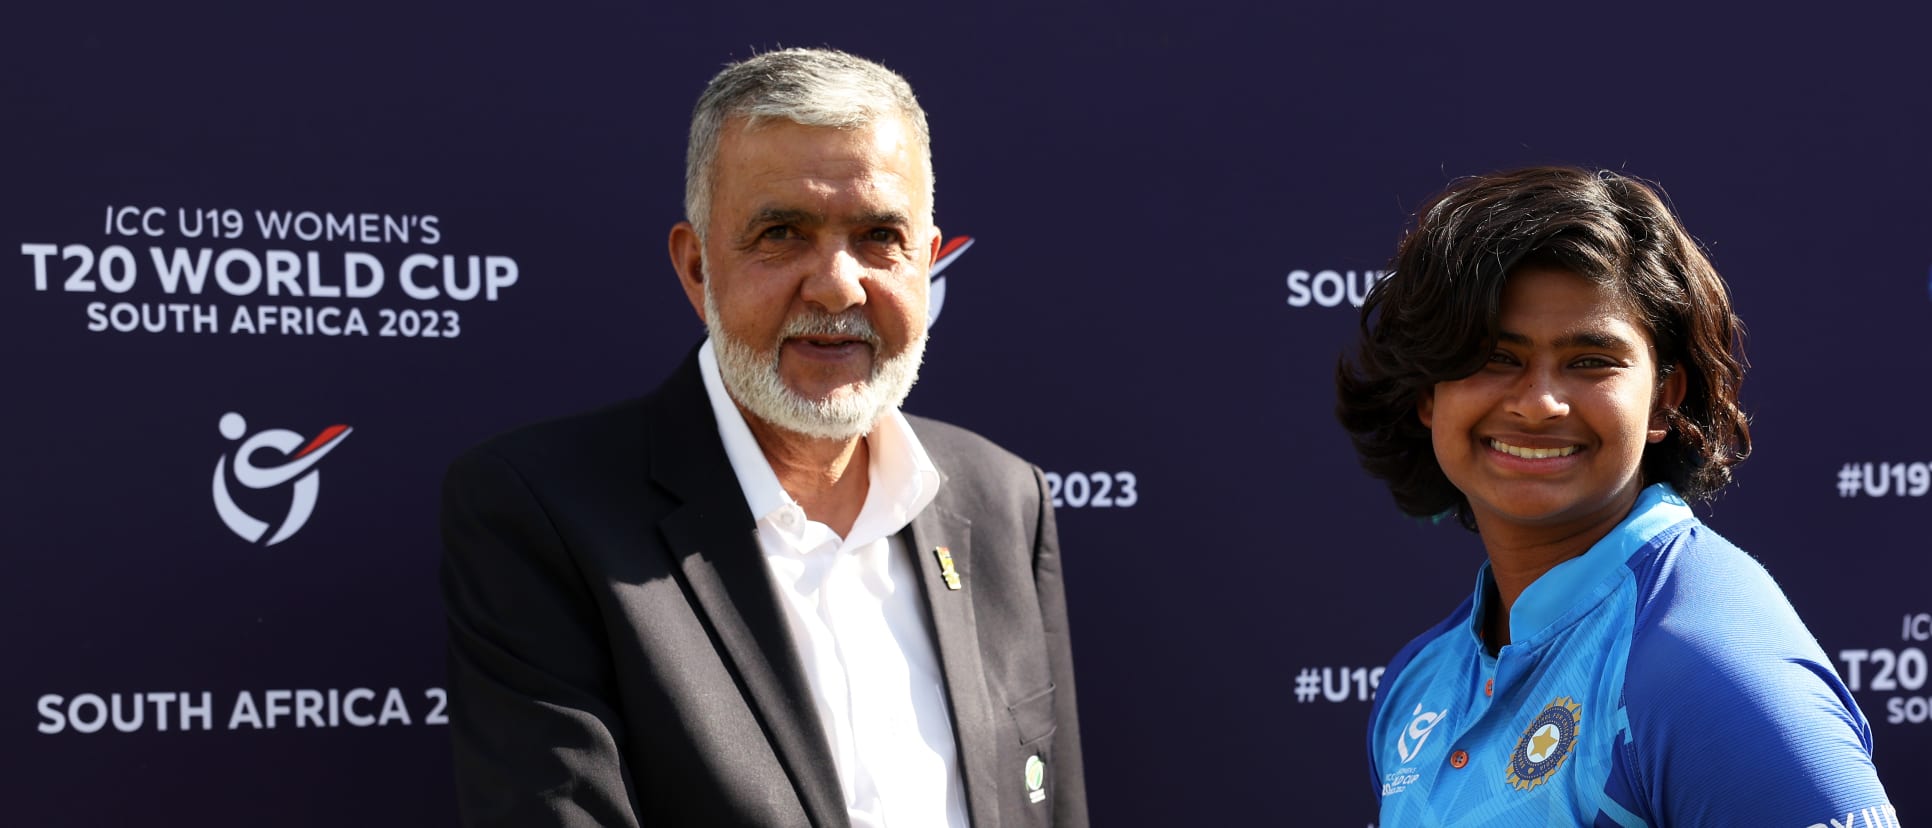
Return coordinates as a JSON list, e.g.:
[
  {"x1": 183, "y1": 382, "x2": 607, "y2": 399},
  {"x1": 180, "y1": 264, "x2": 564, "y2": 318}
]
[
  {"x1": 212, "y1": 411, "x2": 352, "y2": 545},
  {"x1": 1398, "y1": 702, "x2": 1448, "y2": 763}
]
